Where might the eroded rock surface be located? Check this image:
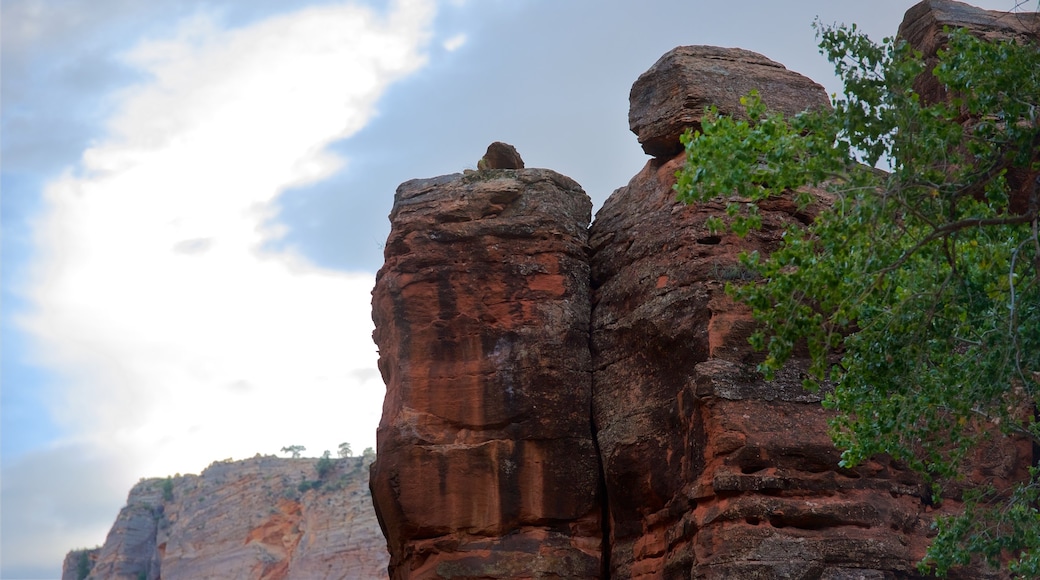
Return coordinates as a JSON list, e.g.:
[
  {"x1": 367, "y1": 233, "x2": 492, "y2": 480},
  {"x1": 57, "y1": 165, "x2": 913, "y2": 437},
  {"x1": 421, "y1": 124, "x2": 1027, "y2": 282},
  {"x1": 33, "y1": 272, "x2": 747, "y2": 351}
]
[
  {"x1": 370, "y1": 169, "x2": 602, "y2": 578},
  {"x1": 628, "y1": 46, "x2": 829, "y2": 158},
  {"x1": 70, "y1": 456, "x2": 385, "y2": 580}
]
